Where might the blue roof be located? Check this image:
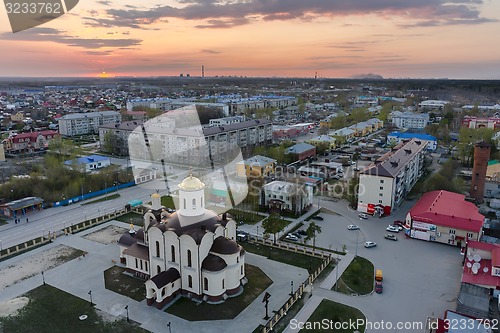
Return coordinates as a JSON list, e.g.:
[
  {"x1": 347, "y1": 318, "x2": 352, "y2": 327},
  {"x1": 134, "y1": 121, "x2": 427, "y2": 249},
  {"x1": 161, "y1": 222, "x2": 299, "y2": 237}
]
[
  {"x1": 388, "y1": 132, "x2": 437, "y2": 141},
  {"x1": 286, "y1": 143, "x2": 316, "y2": 154},
  {"x1": 64, "y1": 155, "x2": 110, "y2": 165}
]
